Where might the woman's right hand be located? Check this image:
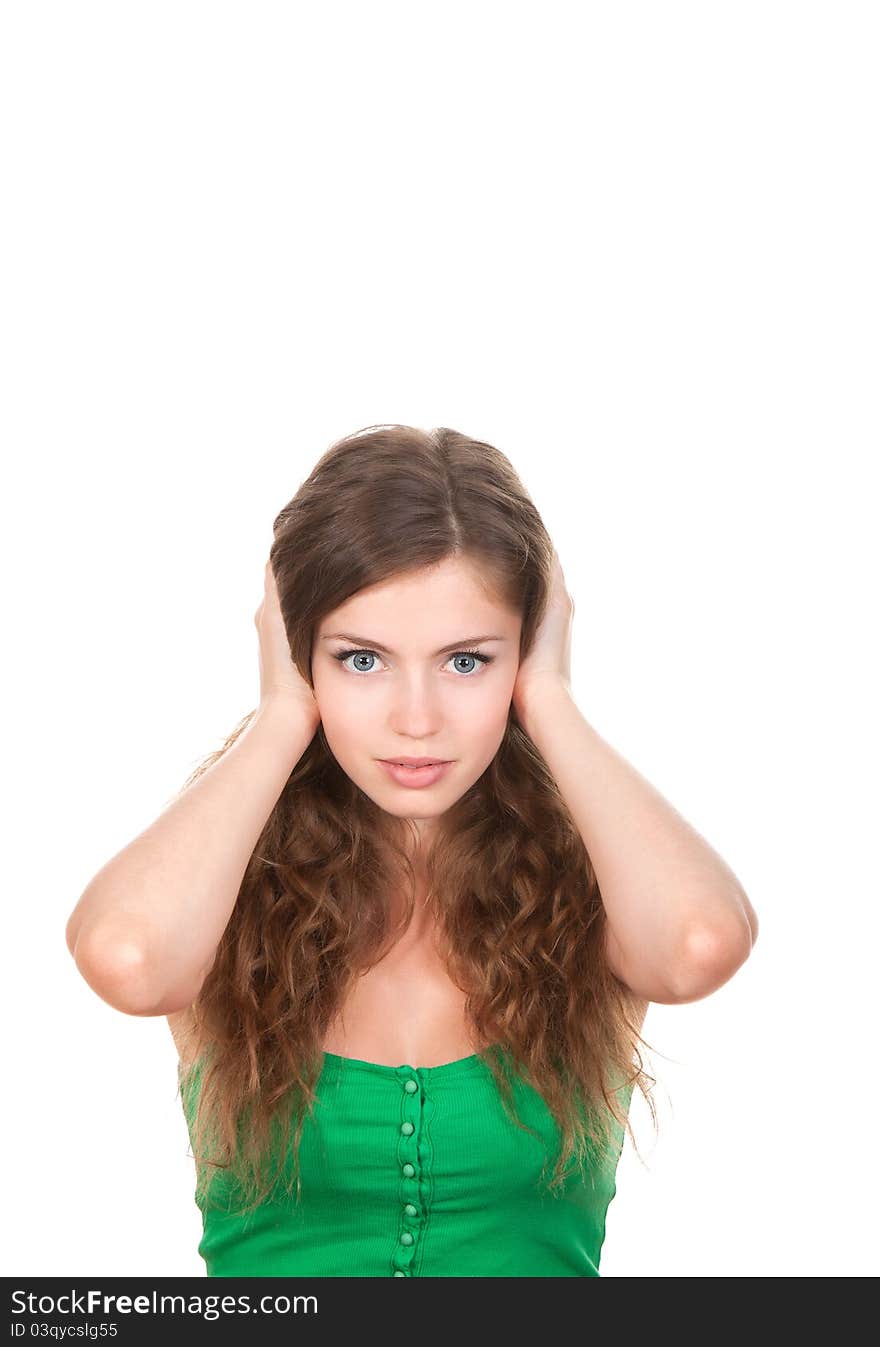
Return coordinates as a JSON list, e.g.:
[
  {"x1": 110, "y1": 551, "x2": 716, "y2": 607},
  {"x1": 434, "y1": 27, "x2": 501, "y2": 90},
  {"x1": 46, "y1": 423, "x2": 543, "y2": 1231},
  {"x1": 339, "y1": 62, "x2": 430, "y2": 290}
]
[{"x1": 255, "y1": 559, "x2": 321, "y2": 732}]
